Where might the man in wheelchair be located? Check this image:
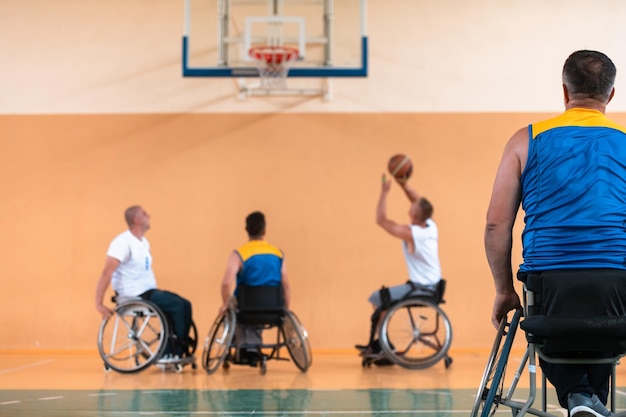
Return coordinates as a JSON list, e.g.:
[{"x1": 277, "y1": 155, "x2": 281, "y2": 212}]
[
  {"x1": 219, "y1": 211, "x2": 291, "y2": 367},
  {"x1": 356, "y1": 174, "x2": 443, "y2": 363},
  {"x1": 95, "y1": 205, "x2": 194, "y2": 362},
  {"x1": 485, "y1": 50, "x2": 626, "y2": 417}
]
